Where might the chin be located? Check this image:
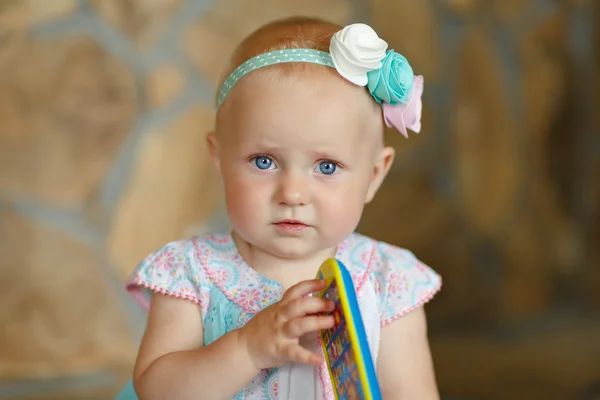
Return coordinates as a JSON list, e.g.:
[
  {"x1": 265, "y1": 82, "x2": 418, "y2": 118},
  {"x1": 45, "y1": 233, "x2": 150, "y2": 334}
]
[
  {"x1": 266, "y1": 239, "x2": 316, "y2": 260},
  {"x1": 269, "y1": 245, "x2": 310, "y2": 260}
]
